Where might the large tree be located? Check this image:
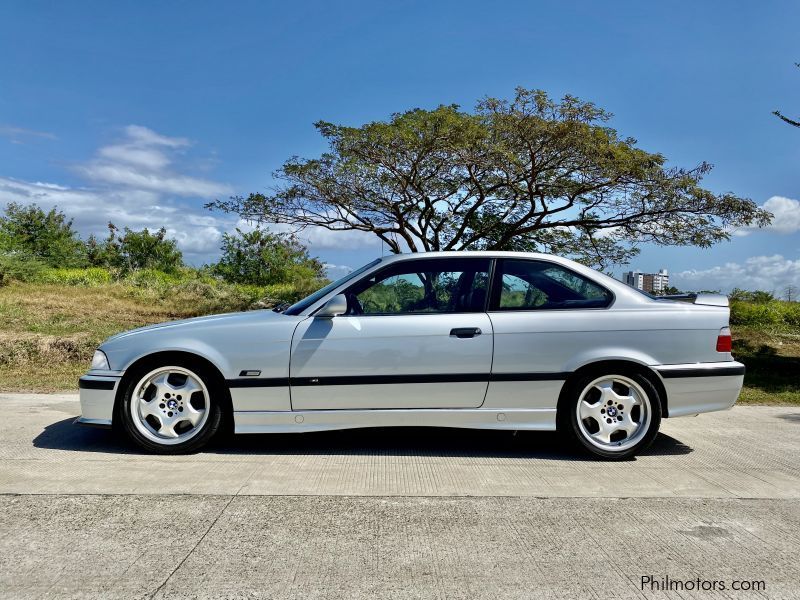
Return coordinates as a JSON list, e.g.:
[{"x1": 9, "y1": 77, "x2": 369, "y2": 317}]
[{"x1": 208, "y1": 88, "x2": 771, "y2": 268}]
